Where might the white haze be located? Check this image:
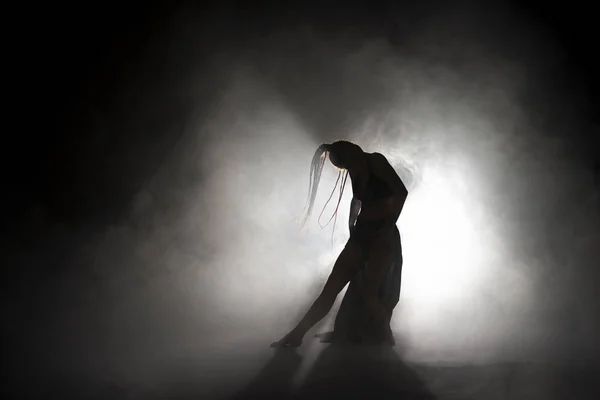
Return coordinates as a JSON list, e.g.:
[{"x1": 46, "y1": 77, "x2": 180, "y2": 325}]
[{"x1": 9, "y1": 1, "x2": 599, "y2": 394}]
